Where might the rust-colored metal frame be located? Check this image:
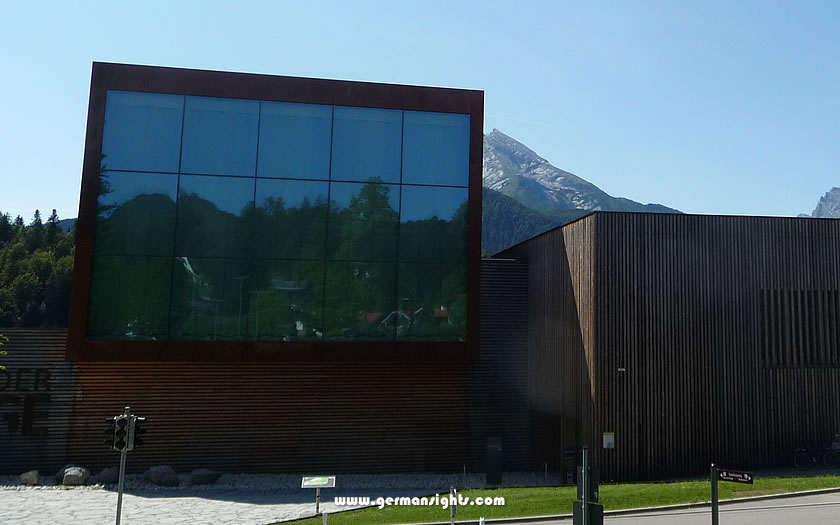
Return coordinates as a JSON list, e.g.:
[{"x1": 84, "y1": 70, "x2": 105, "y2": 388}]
[{"x1": 67, "y1": 62, "x2": 483, "y2": 362}]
